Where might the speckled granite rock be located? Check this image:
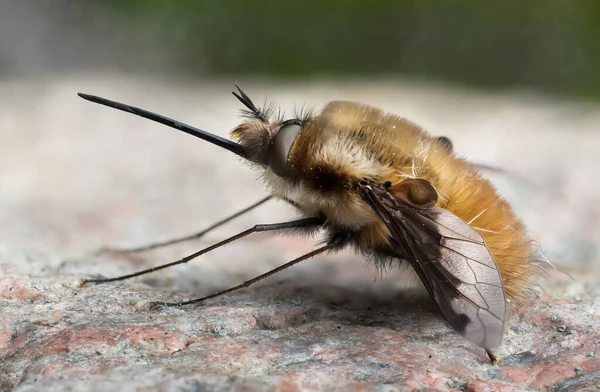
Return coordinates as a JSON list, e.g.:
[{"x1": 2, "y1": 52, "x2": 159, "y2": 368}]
[
  {"x1": 1, "y1": 75, "x2": 599, "y2": 391},
  {"x1": 1, "y1": 251, "x2": 599, "y2": 391}
]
